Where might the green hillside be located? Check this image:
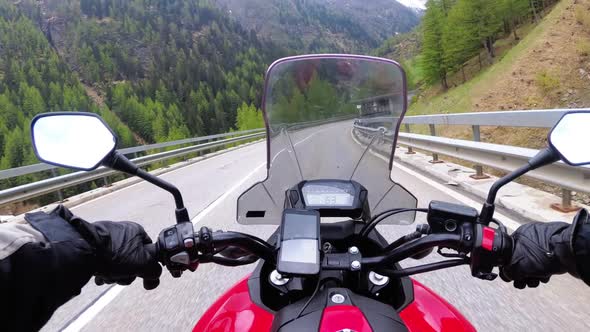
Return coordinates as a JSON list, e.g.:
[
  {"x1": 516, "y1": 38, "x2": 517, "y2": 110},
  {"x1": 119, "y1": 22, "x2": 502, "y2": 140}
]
[
  {"x1": 214, "y1": 0, "x2": 421, "y2": 53},
  {"x1": 0, "y1": 2, "x2": 136, "y2": 186}
]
